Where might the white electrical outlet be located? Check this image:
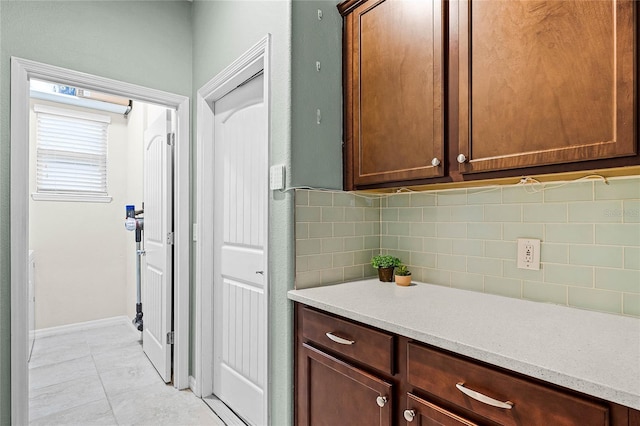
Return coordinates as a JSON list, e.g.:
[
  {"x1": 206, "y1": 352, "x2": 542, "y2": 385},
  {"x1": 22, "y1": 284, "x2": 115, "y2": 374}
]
[
  {"x1": 517, "y1": 238, "x2": 540, "y2": 270},
  {"x1": 270, "y1": 165, "x2": 285, "y2": 191}
]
